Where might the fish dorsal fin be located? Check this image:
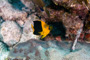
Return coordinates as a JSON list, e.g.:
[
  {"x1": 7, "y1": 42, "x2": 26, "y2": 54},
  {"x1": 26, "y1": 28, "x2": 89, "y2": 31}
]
[{"x1": 31, "y1": 24, "x2": 35, "y2": 32}]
